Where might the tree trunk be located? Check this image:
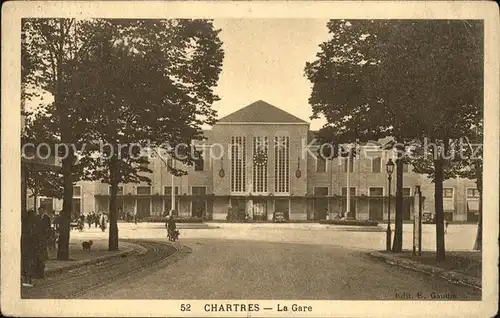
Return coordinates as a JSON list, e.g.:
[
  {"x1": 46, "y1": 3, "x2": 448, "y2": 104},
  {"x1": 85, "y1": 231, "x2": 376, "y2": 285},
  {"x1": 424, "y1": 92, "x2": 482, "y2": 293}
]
[
  {"x1": 434, "y1": 156, "x2": 446, "y2": 262},
  {"x1": 57, "y1": 151, "x2": 74, "y2": 260},
  {"x1": 473, "y1": 188, "x2": 482, "y2": 250},
  {"x1": 108, "y1": 155, "x2": 119, "y2": 251},
  {"x1": 34, "y1": 191, "x2": 38, "y2": 212},
  {"x1": 392, "y1": 155, "x2": 404, "y2": 252},
  {"x1": 55, "y1": 19, "x2": 73, "y2": 261},
  {"x1": 21, "y1": 164, "x2": 27, "y2": 216}
]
